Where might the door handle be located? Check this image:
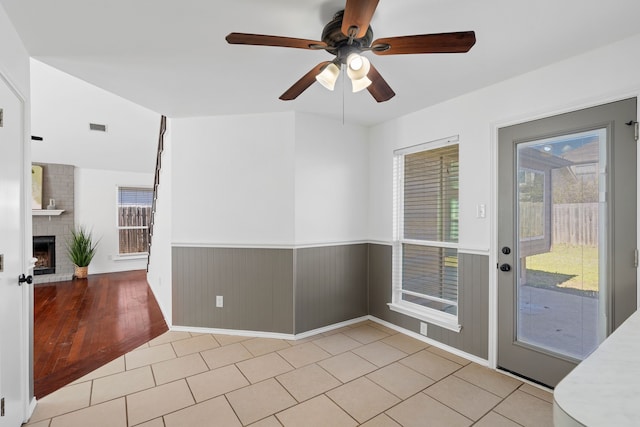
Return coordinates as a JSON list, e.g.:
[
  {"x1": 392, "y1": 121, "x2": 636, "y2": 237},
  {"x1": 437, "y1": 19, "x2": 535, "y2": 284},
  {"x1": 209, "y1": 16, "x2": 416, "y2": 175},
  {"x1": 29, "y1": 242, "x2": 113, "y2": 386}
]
[
  {"x1": 18, "y1": 274, "x2": 33, "y2": 285},
  {"x1": 499, "y1": 263, "x2": 511, "y2": 272}
]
